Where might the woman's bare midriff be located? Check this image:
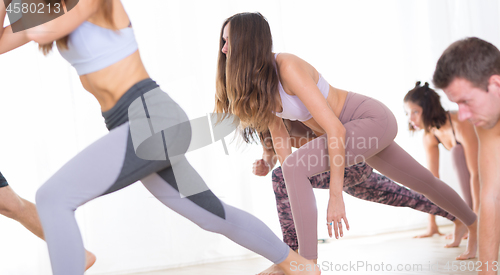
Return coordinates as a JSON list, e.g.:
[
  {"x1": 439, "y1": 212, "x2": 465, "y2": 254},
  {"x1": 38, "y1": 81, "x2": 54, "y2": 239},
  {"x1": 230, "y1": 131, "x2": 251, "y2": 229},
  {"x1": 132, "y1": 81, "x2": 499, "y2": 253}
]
[
  {"x1": 302, "y1": 86, "x2": 348, "y2": 136},
  {"x1": 78, "y1": 0, "x2": 149, "y2": 112},
  {"x1": 79, "y1": 51, "x2": 150, "y2": 112}
]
